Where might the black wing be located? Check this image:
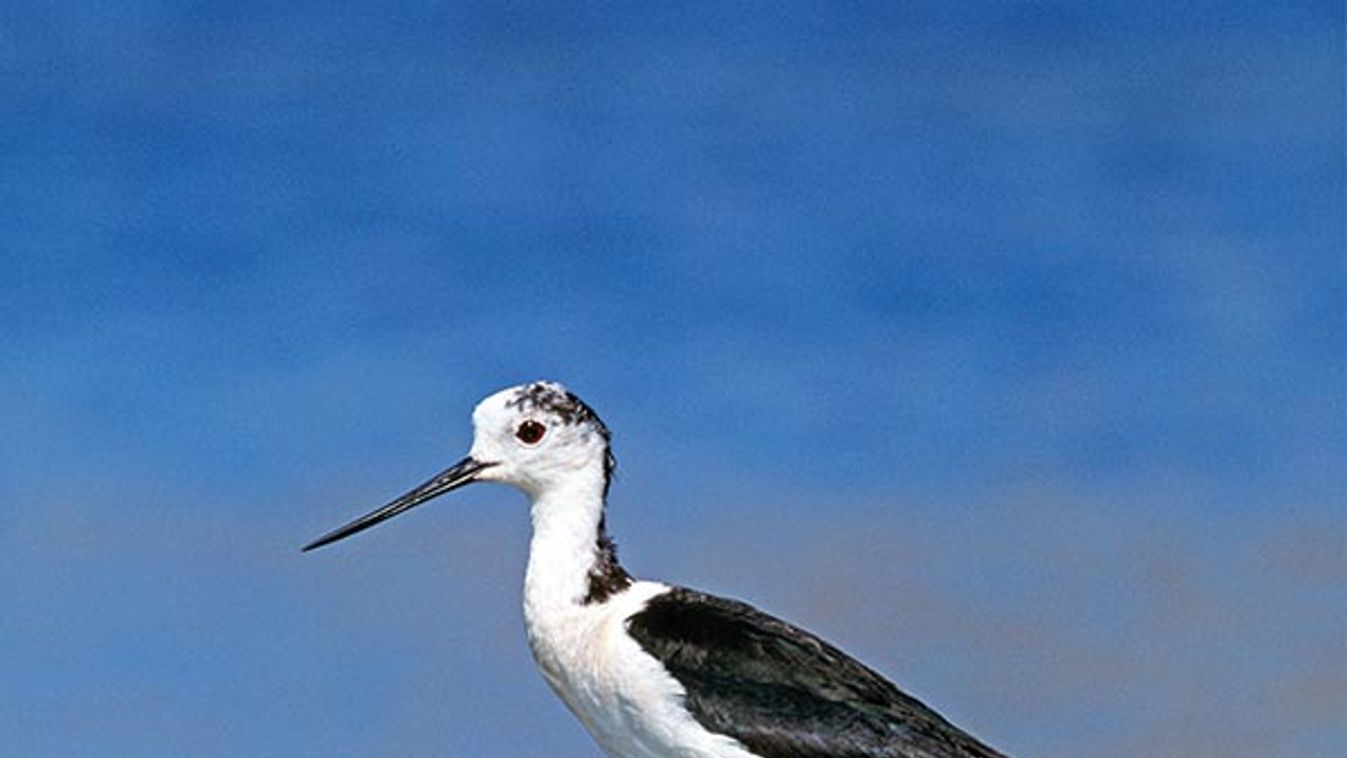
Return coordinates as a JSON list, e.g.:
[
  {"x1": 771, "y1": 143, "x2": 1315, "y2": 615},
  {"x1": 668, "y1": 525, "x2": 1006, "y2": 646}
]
[{"x1": 625, "y1": 587, "x2": 1010, "y2": 758}]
